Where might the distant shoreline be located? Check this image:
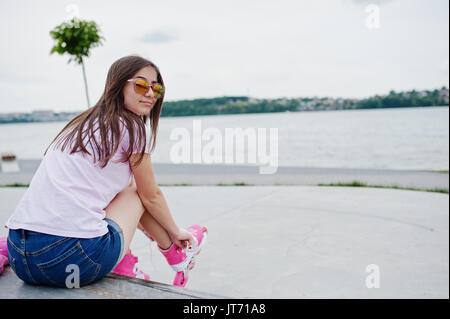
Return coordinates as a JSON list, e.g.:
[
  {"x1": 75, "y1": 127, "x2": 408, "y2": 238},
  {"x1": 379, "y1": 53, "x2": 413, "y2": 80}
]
[{"x1": 0, "y1": 104, "x2": 448, "y2": 125}]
